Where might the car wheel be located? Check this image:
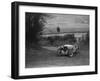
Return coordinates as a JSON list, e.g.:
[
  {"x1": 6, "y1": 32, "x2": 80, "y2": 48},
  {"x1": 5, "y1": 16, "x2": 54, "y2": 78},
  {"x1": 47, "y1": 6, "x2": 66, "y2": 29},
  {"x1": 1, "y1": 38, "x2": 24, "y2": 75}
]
[
  {"x1": 69, "y1": 53, "x2": 74, "y2": 57},
  {"x1": 57, "y1": 49, "x2": 62, "y2": 56},
  {"x1": 68, "y1": 49, "x2": 74, "y2": 57}
]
